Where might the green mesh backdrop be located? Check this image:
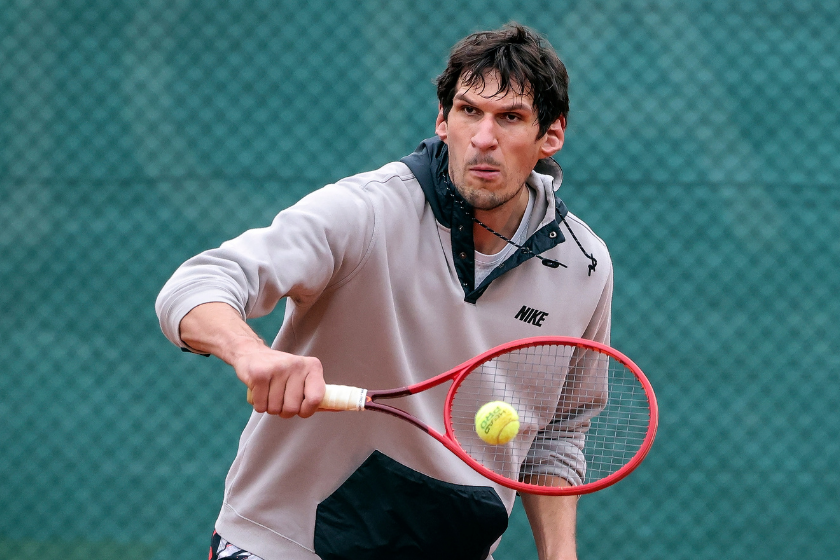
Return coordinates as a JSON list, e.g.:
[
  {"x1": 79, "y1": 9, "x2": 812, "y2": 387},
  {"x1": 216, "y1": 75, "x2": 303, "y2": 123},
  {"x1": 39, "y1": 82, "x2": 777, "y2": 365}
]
[{"x1": 2, "y1": 1, "x2": 838, "y2": 559}]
